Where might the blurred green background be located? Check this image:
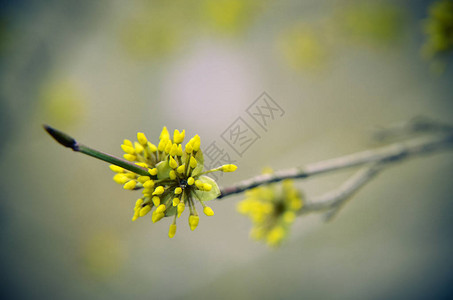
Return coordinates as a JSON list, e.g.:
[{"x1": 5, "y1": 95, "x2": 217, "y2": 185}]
[{"x1": 1, "y1": 0, "x2": 453, "y2": 299}]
